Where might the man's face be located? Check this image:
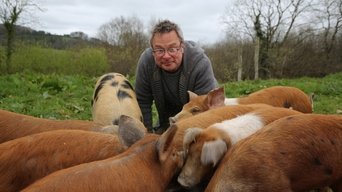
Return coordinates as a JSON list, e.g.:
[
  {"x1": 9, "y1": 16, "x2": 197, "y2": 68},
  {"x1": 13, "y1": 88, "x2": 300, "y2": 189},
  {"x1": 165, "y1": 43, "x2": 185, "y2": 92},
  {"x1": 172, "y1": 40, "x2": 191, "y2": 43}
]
[{"x1": 151, "y1": 30, "x2": 184, "y2": 72}]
